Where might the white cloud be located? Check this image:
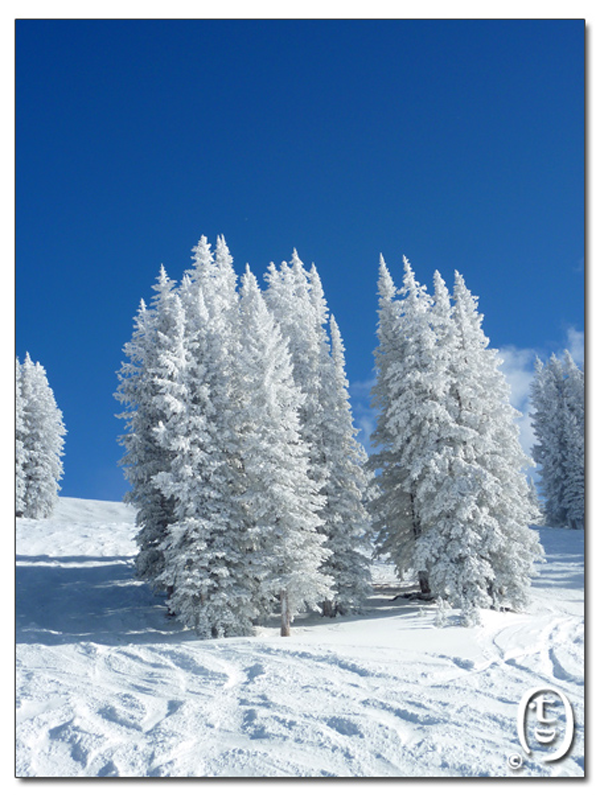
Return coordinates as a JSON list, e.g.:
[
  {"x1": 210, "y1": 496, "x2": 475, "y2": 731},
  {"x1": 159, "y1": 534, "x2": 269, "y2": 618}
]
[
  {"x1": 496, "y1": 346, "x2": 538, "y2": 412},
  {"x1": 355, "y1": 414, "x2": 376, "y2": 451},
  {"x1": 496, "y1": 352, "x2": 532, "y2": 464},
  {"x1": 349, "y1": 379, "x2": 376, "y2": 454},
  {"x1": 566, "y1": 327, "x2": 584, "y2": 365},
  {"x1": 349, "y1": 378, "x2": 376, "y2": 399},
  {"x1": 496, "y1": 346, "x2": 539, "y2": 462},
  {"x1": 515, "y1": 402, "x2": 538, "y2": 466}
]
